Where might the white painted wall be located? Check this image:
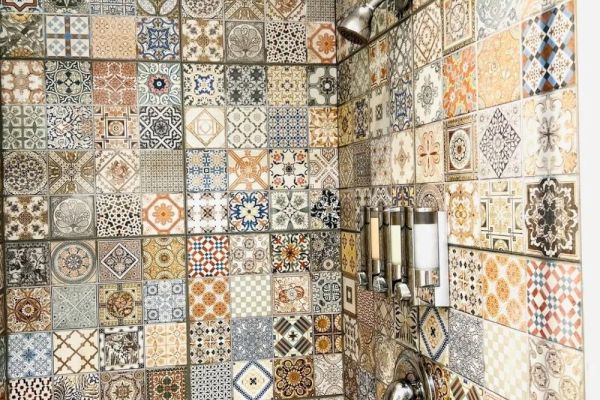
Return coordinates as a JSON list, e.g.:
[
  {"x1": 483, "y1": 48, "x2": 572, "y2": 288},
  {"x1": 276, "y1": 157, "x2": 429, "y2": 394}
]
[{"x1": 577, "y1": 0, "x2": 600, "y2": 394}]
